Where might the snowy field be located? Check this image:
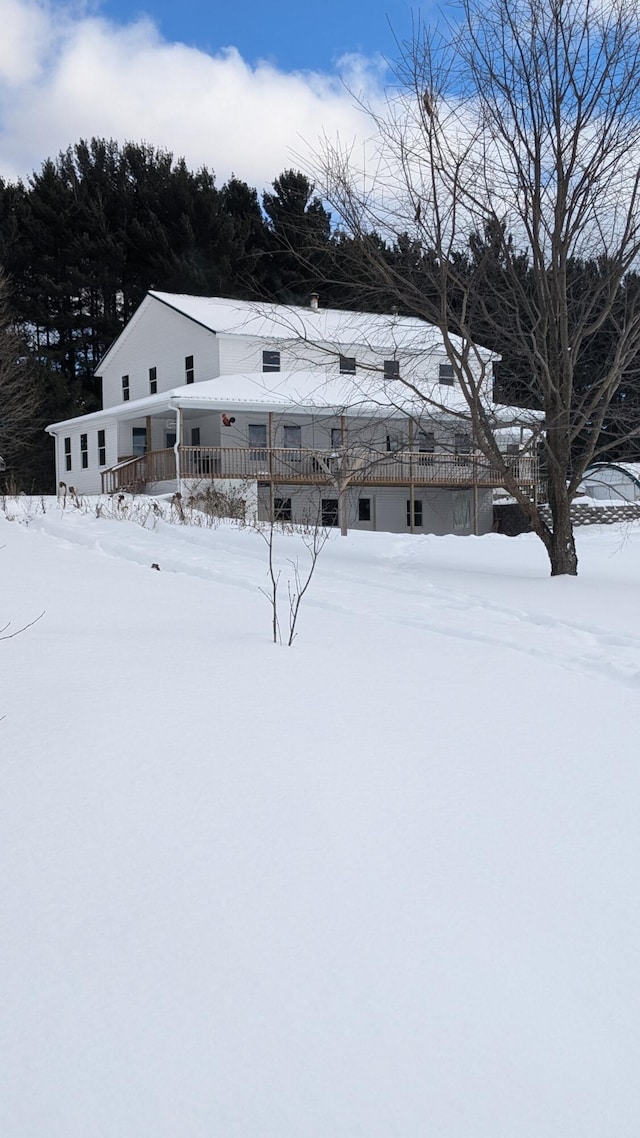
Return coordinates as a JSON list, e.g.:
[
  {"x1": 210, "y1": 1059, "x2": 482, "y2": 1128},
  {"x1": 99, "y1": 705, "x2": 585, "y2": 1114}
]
[{"x1": 1, "y1": 500, "x2": 640, "y2": 1138}]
